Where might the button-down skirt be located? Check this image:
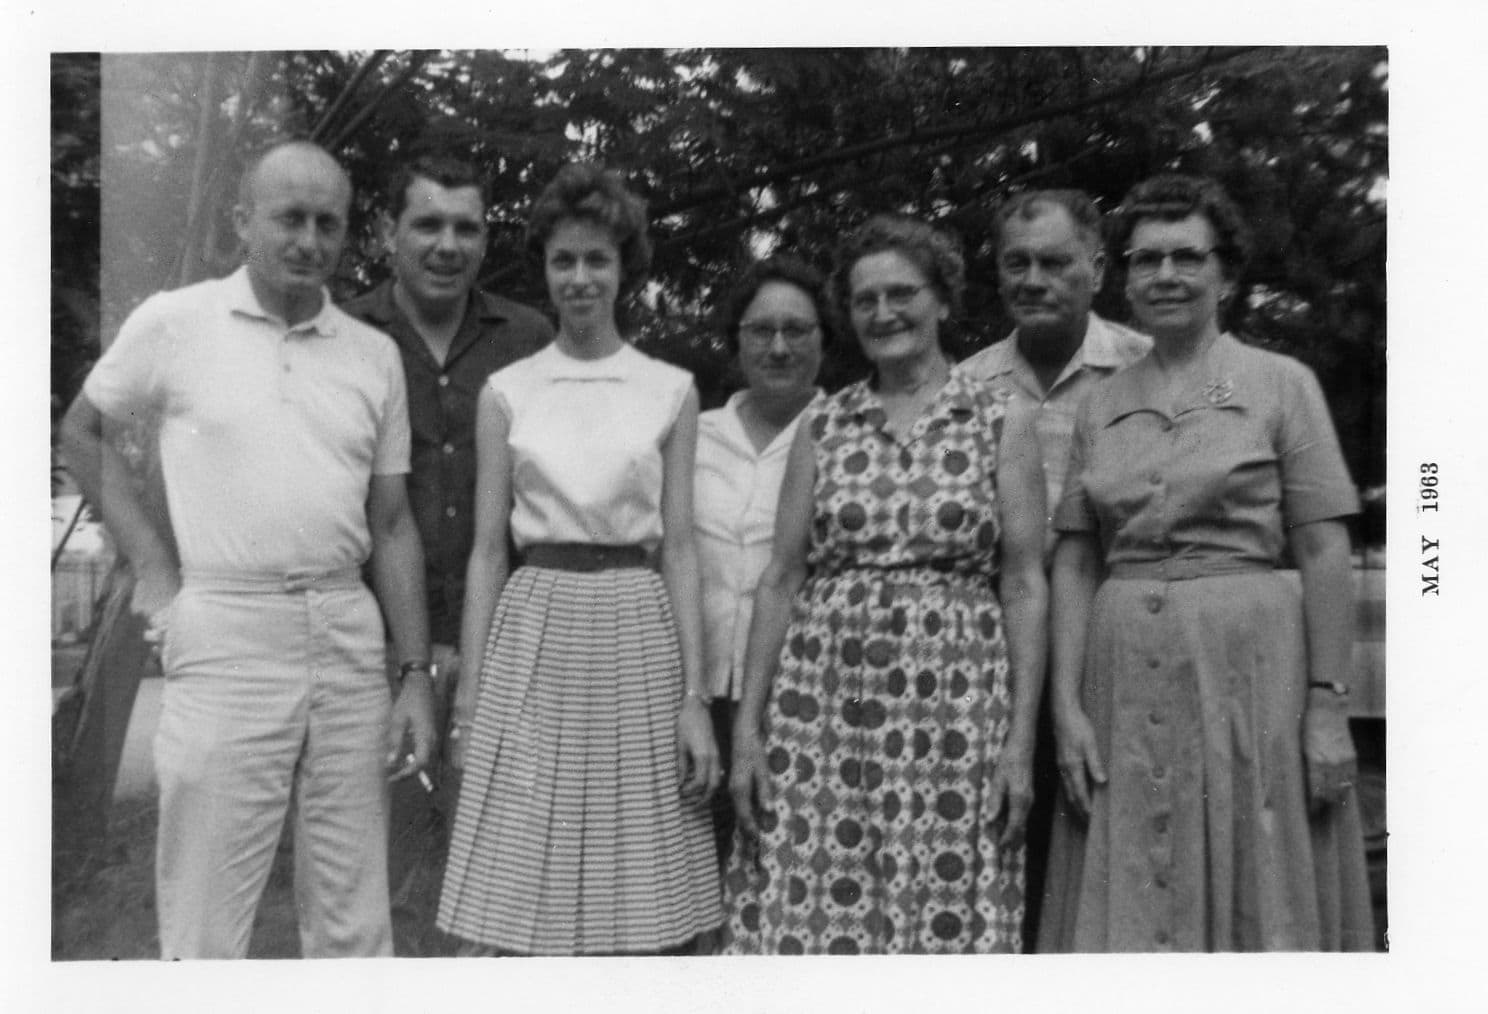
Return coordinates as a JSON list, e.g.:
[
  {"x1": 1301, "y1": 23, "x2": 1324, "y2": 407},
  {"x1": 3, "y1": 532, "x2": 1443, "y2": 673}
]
[{"x1": 1038, "y1": 570, "x2": 1374, "y2": 951}]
